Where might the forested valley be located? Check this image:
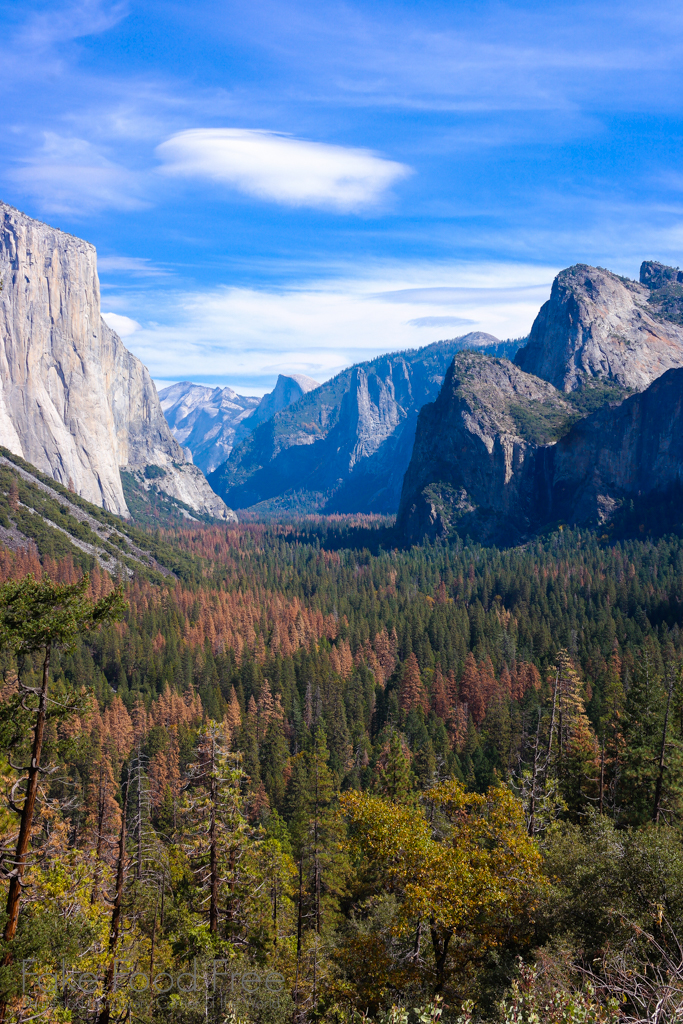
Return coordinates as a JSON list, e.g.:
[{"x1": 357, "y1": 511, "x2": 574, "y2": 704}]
[{"x1": 1, "y1": 515, "x2": 683, "y2": 1023}]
